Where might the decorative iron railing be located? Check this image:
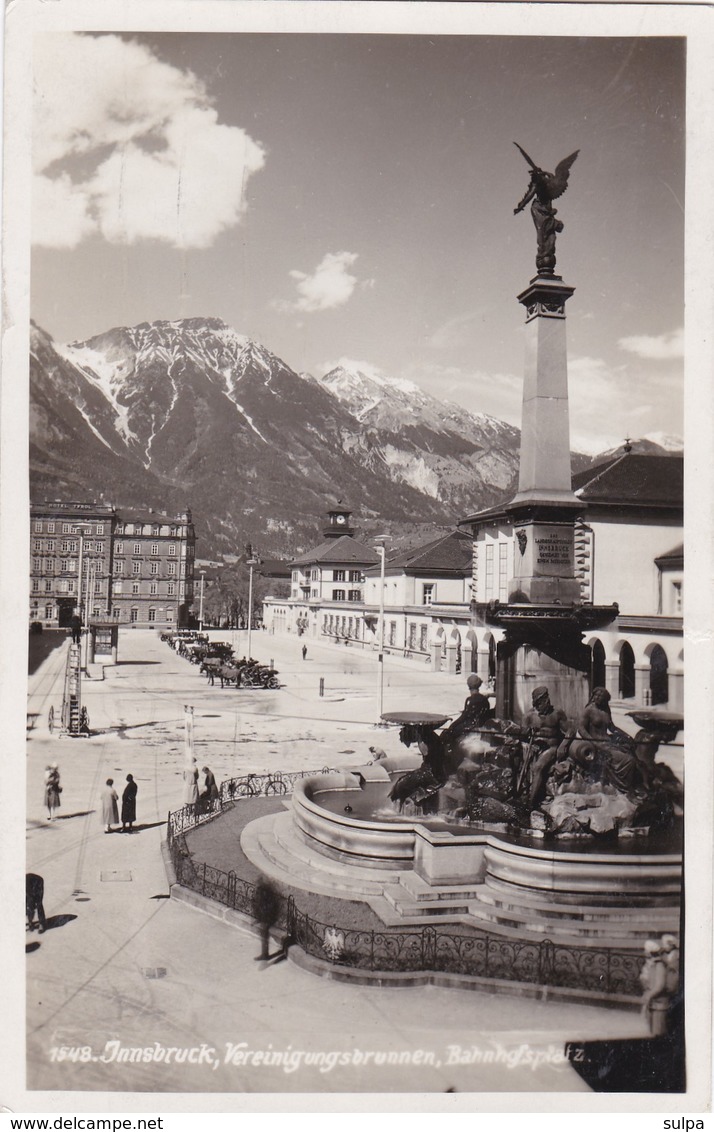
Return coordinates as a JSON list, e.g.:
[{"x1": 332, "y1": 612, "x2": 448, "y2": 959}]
[{"x1": 165, "y1": 775, "x2": 647, "y2": 999}]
